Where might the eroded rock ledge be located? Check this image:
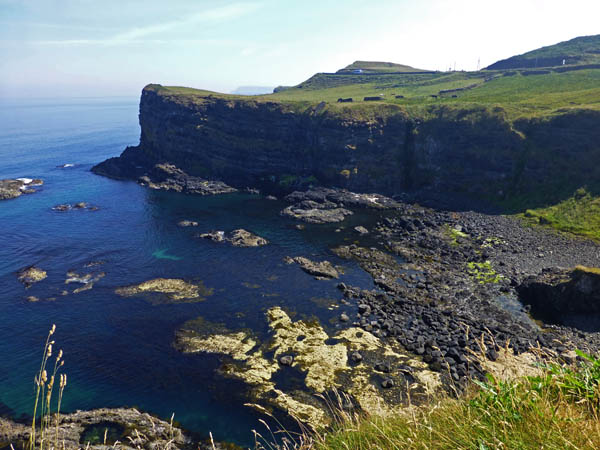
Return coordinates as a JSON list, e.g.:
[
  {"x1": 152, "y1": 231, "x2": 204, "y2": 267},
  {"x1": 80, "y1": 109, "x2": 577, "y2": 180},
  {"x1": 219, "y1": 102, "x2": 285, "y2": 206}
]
[
  {"x1": 281, "y1": 188, "x2": 400, "y2": 224},
  {"x1": 0, "y1": 407, "x2": 234, "y2": 450}
]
